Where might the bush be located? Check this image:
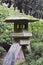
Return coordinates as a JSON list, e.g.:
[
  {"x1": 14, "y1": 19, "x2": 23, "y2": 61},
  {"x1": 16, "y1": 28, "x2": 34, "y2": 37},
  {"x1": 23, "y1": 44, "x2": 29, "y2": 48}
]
[
  {"x1": 31, "y1": 42, "x2": 43, "y2": 53},
  {"x1": 0, "y1": 5, "x2": 14, "y2": 43},
  {"x1": 24, "y1": 42, "x2": 43, "y2": 65},
  {"x1": 31, "y1": 42, "x2": 43, "y2": 59},
  {"x1": 0, "y1": 46, "x2": 6, "y2": 58},
  {"x1": 36, "y1": 57, "x2": 43, "y2": 65}
]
